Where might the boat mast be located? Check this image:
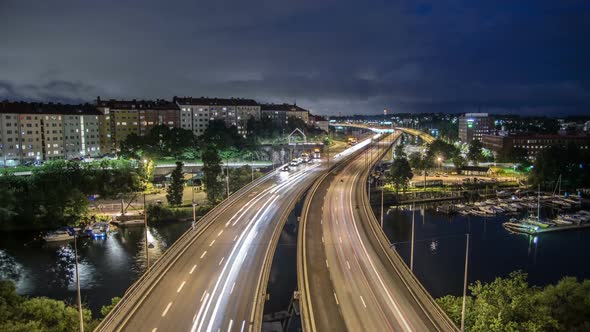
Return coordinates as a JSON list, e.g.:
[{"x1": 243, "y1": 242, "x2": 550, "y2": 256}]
[{"x1": 537, "y1": 184, "x2": 541, "y2": 221}]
